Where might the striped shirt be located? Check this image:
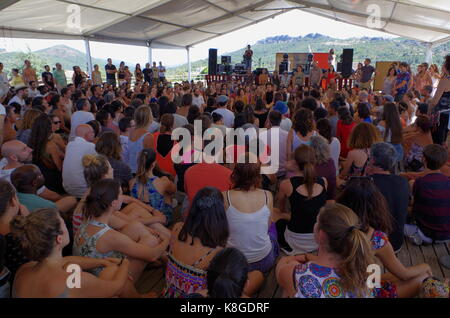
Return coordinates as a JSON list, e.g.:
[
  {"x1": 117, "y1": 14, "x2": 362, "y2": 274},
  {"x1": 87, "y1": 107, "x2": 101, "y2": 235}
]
[{"x1": 412, "y1": 173, "x2": 450, "y2": 240}]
